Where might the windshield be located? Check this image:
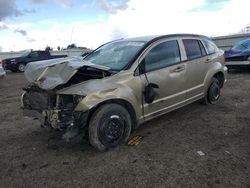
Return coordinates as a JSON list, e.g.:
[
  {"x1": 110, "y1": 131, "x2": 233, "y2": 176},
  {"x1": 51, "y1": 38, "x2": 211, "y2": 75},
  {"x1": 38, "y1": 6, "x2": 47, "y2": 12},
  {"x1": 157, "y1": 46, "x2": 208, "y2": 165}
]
[
  {"x1": 84, "y1": 41, "x2": 145, "y2": 70},
  {"x1": 19, "y1": 50, "x2": 31, "y2": 57}
]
